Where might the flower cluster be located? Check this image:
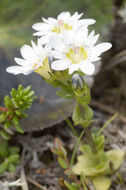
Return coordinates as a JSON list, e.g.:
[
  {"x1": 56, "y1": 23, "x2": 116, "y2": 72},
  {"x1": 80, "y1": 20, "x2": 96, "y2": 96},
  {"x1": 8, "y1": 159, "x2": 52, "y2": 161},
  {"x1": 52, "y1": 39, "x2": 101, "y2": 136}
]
[{"x1": 6, "y1": 11, "x2": 112, "y2": 77}]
